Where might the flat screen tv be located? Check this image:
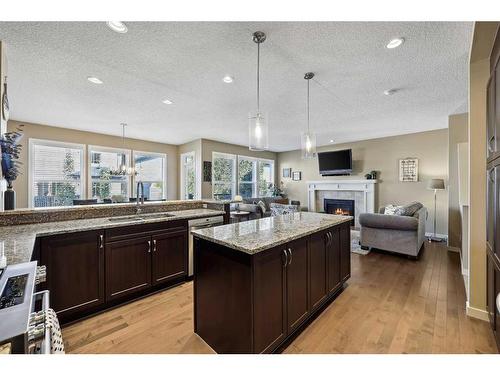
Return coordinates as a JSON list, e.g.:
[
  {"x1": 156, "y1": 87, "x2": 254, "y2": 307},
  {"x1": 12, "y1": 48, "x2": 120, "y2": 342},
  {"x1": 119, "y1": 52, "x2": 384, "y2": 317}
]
[{"x1": 318, "y1": 149, "x2": 352, "y2": 176}]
